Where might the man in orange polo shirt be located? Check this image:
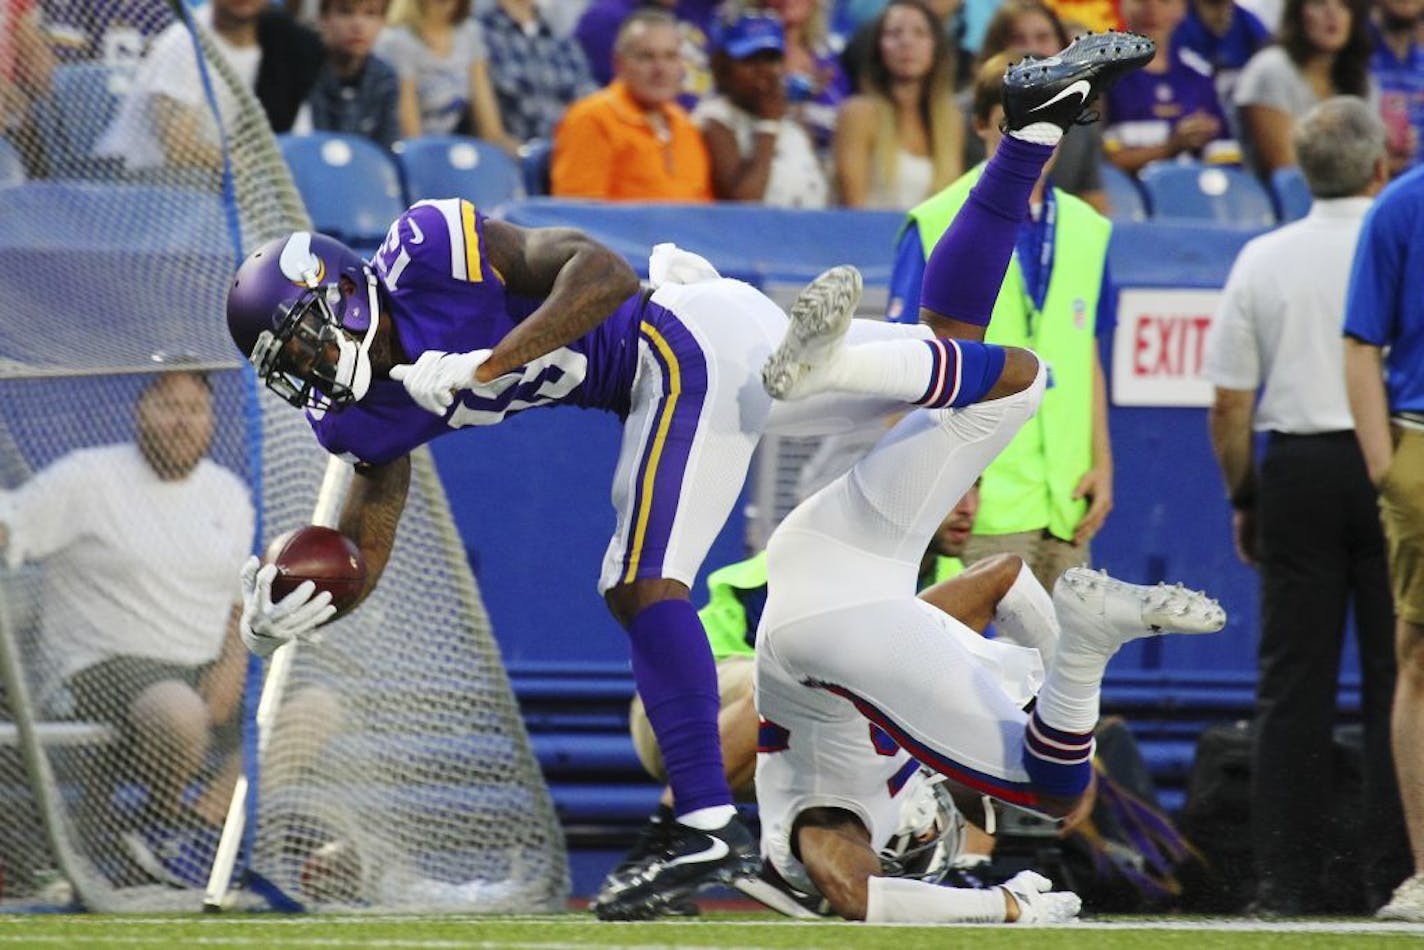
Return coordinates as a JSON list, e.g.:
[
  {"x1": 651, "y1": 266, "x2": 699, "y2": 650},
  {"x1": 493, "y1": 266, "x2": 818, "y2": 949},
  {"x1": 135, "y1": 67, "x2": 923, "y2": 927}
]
[{"x1": 552, "y1": 8, "x2": 712, "y2": 202}]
